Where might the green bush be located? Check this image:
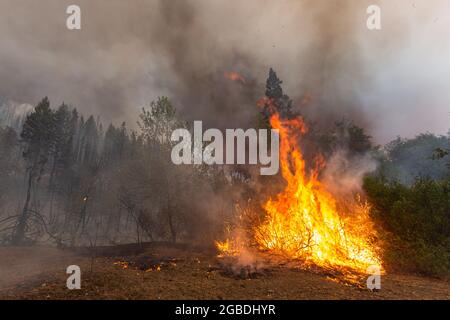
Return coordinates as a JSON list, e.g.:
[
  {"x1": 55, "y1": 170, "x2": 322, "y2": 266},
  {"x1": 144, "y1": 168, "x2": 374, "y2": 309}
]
[{"x1": 363, "y1": 176, "x2": 450, "y2": 277}]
